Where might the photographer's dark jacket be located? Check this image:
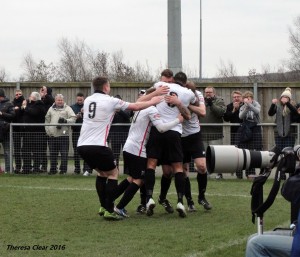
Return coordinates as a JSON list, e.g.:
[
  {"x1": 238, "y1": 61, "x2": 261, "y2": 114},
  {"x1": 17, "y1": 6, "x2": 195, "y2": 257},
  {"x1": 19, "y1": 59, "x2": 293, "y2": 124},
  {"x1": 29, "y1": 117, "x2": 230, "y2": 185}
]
[
  {"x1": 22, "y1": 100, "x2": 46, "y2": 132},
  {"x1": 199, "y1": 96, "x2": 226, "y2": 141}
]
